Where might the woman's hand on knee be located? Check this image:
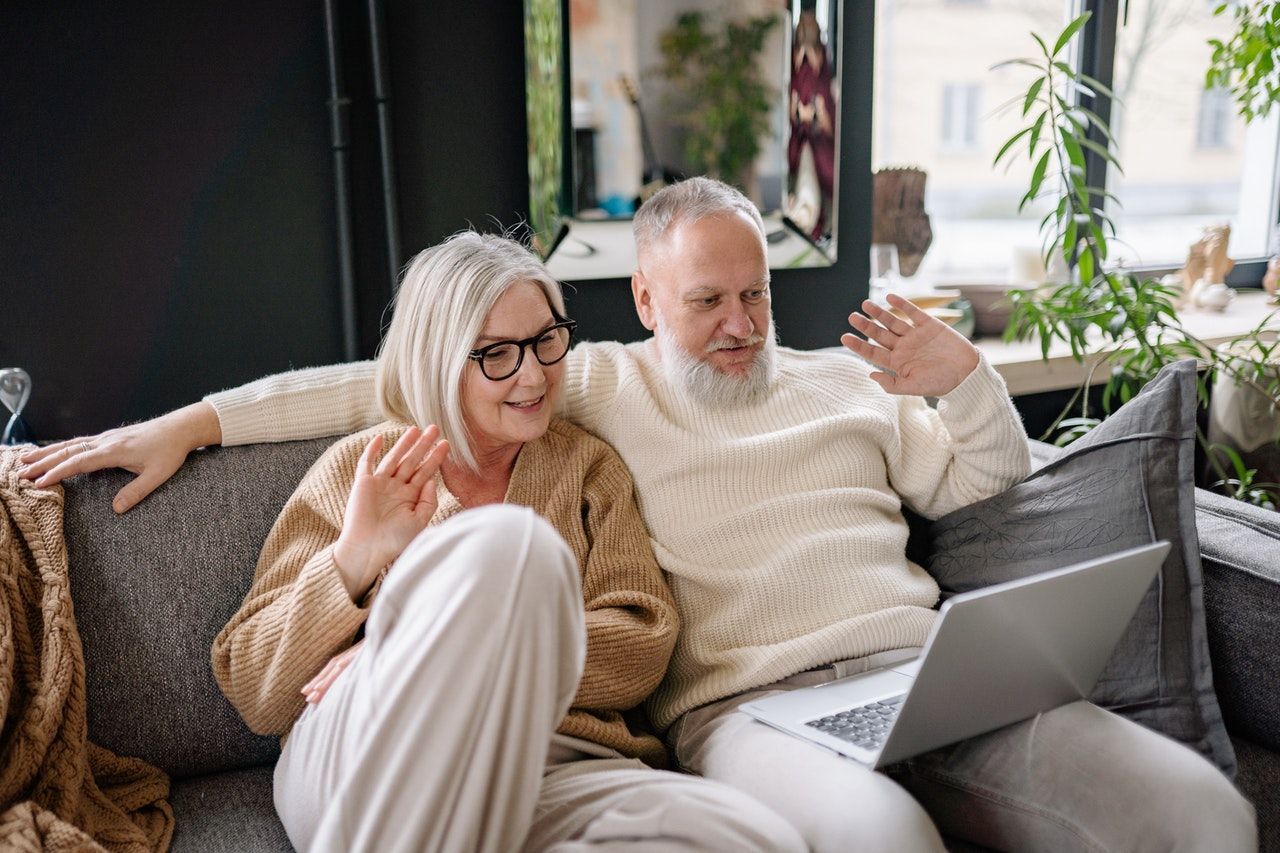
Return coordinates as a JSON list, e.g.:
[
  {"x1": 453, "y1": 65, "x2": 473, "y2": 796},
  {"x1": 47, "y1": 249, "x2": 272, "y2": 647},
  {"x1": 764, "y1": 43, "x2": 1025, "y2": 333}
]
[
  {"x1": 17, "y1": 402, "x2": 222, "y2": 513},
  {"x1": 333, "y1": 426, "x2": 450, "y2": 602},
  {"x1": 303, "y1": 640, "x2": 364, "y2": 704}
]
